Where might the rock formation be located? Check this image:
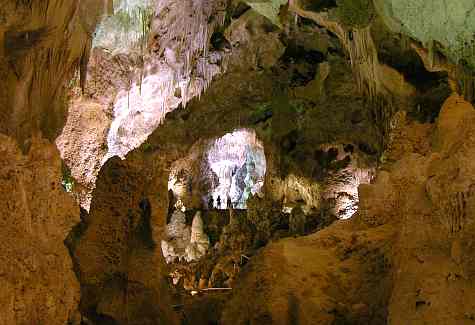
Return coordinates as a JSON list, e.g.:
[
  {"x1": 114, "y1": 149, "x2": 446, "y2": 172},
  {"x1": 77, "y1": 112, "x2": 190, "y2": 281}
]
[
  {"x1": 162, "y1": 210, "x2": 210, "y2": 263},
  {"x1": 3, "y1": 1, "x2": 475, "y2": 324},
  {"x1": 162, "y1": 210, "x2": 191, "y2": 263},
  {"x1": 185, "y1": 211, "x2": 211, "y2": 262},
  {"x1": 0, "y1": 1, "x2": 105, "y2": 324},
  {"x1": 220, "y1": 94, "x2": 475, "y2": 325}
]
